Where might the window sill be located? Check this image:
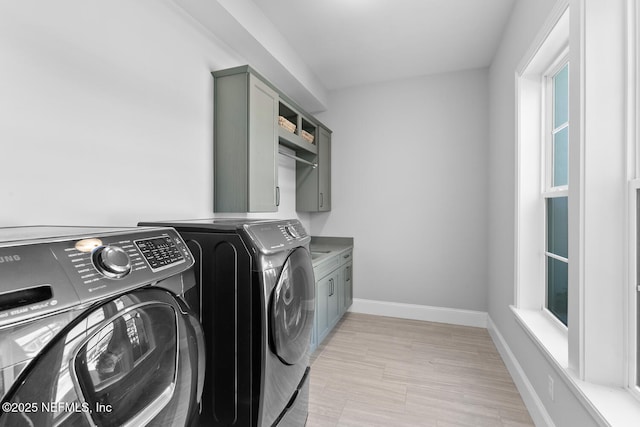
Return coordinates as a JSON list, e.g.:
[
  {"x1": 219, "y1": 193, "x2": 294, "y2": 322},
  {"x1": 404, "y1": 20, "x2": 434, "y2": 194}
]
[{"x1": 511, "y1": 306, "x2": 640, "y2": 426}]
